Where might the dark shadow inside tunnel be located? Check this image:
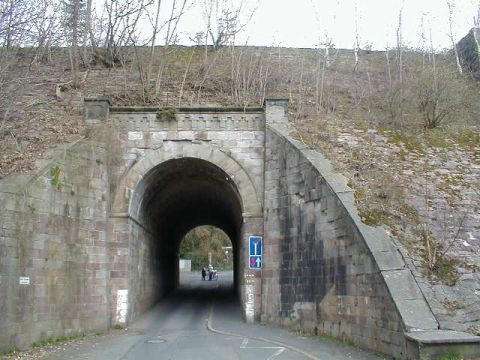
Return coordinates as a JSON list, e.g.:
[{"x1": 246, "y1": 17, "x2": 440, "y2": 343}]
[{"x1": 129, "y1": 158, "x2": 243, "y2": 313}]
